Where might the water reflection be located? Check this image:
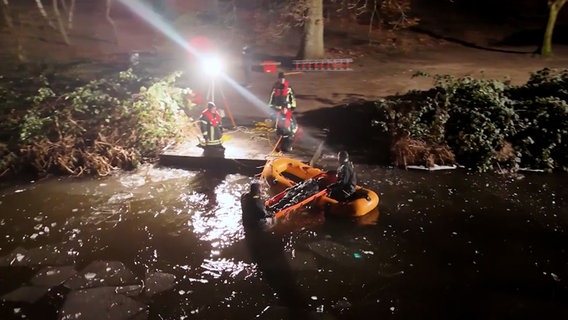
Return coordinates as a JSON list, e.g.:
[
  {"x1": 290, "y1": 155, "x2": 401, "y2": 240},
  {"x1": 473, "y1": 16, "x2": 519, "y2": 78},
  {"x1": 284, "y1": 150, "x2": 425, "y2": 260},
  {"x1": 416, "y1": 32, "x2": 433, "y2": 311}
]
[
  {"x1": 0, "y1": 165, "x2": 567, "y2": 319},
  {"x1": 187, "y1": 170, "x2": 245, "y2": 248},
  {"x1": 244, "y1": 225, "x2": 313, "y2": 319}
]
